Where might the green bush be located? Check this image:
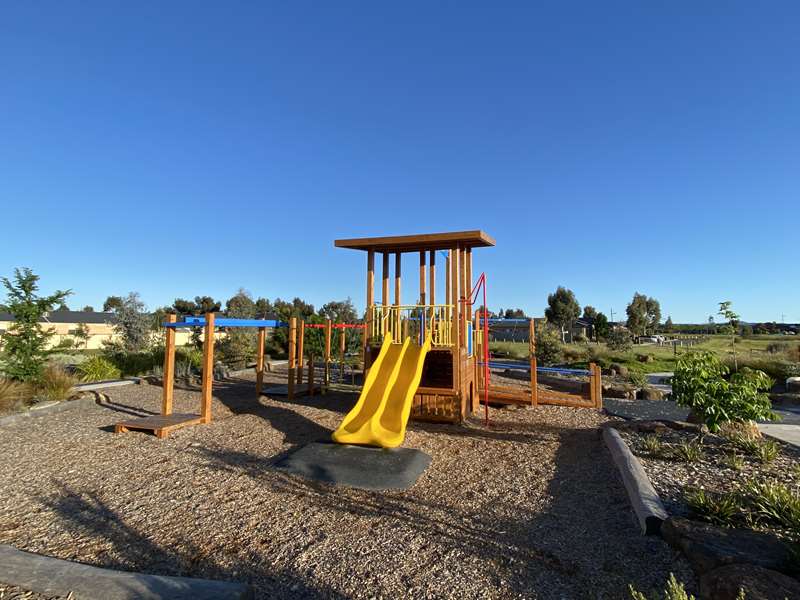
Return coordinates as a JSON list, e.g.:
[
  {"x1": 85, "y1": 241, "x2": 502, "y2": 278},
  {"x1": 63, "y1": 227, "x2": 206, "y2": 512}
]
[
  {"x1": 534, "y1": 325, "x2": 563, "y2": 366},
  {"x1": 731, "y1": 355, "x2": 799, "y2": 382},
  {"x1": 36, "y1": 363, "x2": 78, "y2": 401},
  {"x1": 607, "y1": 328, "x2": 632, "y2": 351},
  {"x1": 673, "y1": 351, "x2": 777, "y2": 432},
  {"x1": 628, "y1": 371, "x2": 648, "y2": 388},
  {"x1": 76, "y1": 356, "x2": 121, "y2": 382}
]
